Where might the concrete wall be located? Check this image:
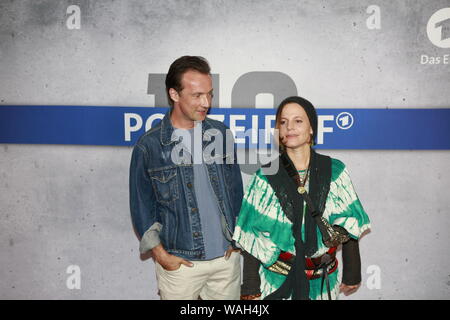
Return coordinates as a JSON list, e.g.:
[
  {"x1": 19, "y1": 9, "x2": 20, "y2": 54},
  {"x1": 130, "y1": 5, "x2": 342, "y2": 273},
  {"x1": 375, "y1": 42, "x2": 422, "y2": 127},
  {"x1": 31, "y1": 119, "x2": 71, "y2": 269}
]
[{"x1": 1, "y1": 0, "x2": 449, "y2": 299}]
